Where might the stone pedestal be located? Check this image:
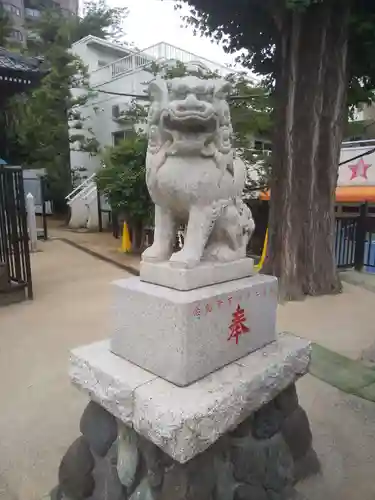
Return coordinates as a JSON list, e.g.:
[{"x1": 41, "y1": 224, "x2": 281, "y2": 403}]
[
  {"x1": 52, "y1": 334, "x2": 319, "y2": 500},
  {"x1": 71, "y1": 333, "x2": 310, "y2": 462},
  {"x1": 111, "y1": 274, "x2": 277, "y2": 386},
  {"x1": 140, "y1": 258, "x2": 254, "y2": 291}
]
